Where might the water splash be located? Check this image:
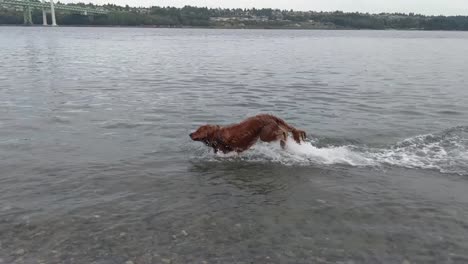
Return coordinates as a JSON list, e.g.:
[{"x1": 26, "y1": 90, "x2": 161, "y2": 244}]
[
  {"x1": 193, "y1": 126, "x2": 468, "y2": 175},
  {"x1": 366, "y1": 126, "x2": 468, "y2": 175}
]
